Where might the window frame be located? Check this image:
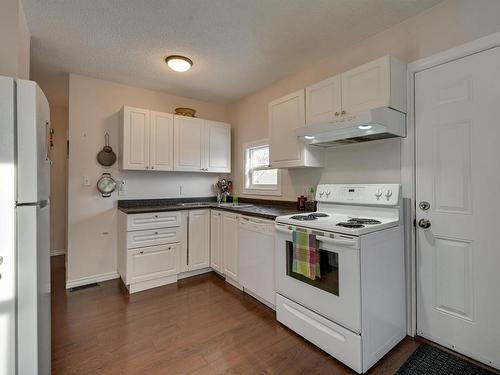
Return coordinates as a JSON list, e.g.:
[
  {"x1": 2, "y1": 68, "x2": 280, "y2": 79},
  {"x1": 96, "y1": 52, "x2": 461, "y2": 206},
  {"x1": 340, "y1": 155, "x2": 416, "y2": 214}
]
[{"x1": 242, "y1": 139, "x2": 282, "y2": 196}]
